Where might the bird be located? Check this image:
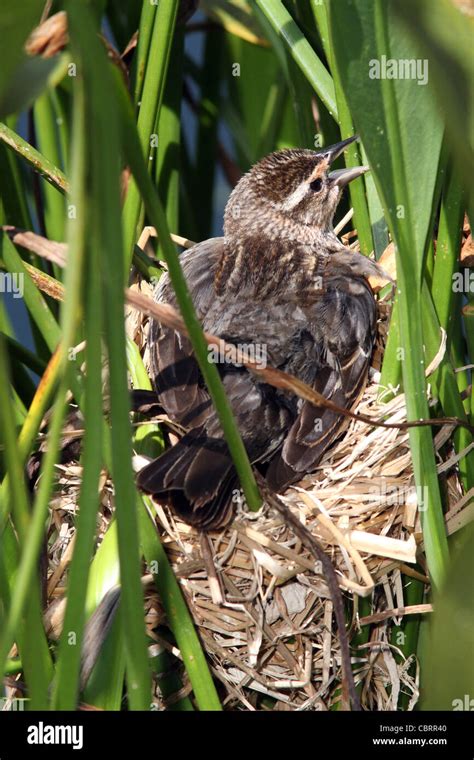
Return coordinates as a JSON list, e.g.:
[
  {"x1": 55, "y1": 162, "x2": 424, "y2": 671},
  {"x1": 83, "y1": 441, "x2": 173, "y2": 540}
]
[{"x1": 137, "y1": 135, "x2": 387, "y2": 531}]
